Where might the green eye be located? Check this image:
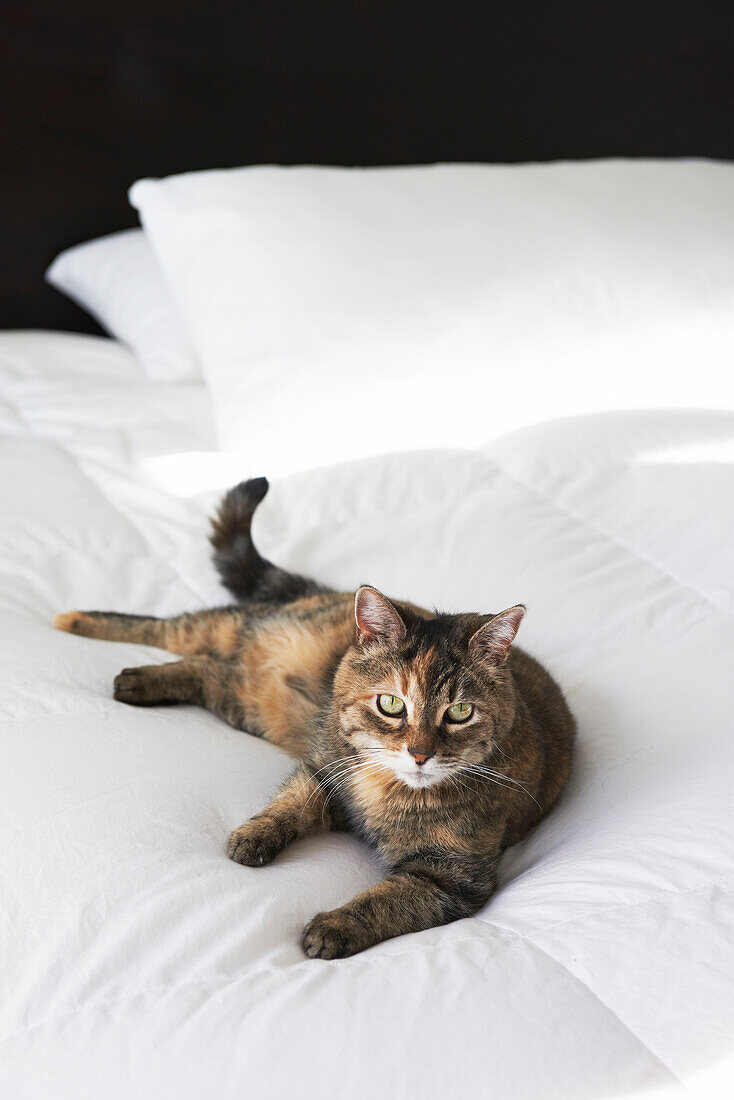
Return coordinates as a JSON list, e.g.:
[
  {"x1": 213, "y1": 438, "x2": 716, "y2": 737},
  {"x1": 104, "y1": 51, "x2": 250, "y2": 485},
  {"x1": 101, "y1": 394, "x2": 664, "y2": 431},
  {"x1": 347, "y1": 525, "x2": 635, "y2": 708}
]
[
  {"x1": 445, "y1": 702, "x2": 474, "y2": 723},
  {"x1": 377, "y1": 694, "x2": 405, "y2": 717}
]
